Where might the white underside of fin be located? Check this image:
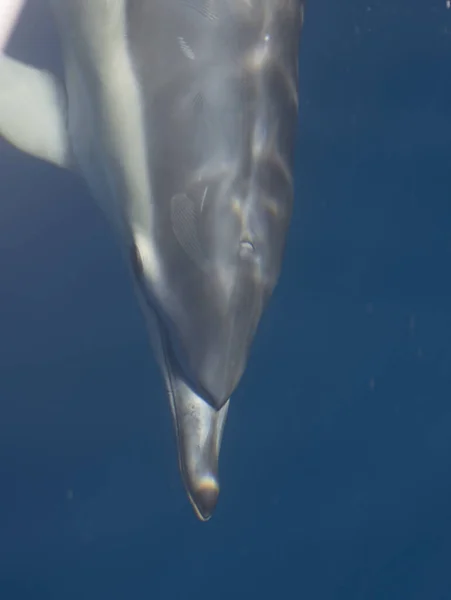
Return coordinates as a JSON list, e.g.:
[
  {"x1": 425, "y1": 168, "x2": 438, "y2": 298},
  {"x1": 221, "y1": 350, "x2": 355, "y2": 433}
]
[
  {"x1": 0, "y1": 0, "x2": 26, "y2": 51},
  {"x1": 52, "y1": 0, "x2": 160, "y2": 273},
  {"x1": 0, "y1": 55, "x2": 70, "y2": 168}
]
